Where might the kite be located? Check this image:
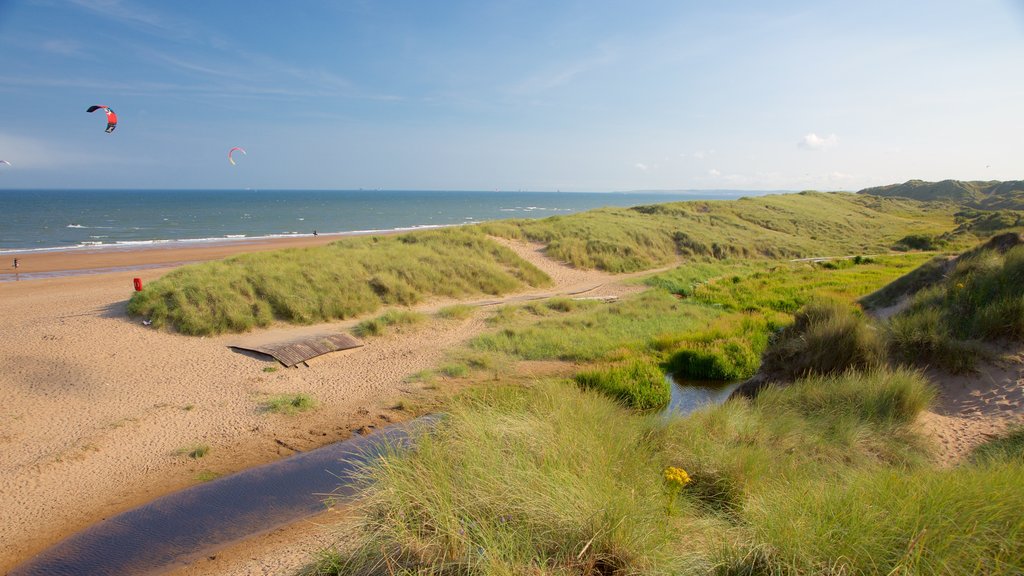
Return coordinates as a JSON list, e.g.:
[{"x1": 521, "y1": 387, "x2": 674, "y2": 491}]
[
  {"x1": 228, "y1": 146, "x2": 246, "y2": 165},
  {"x1": 86, "y1": 105, "x2": 118, "y2": 133}
]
